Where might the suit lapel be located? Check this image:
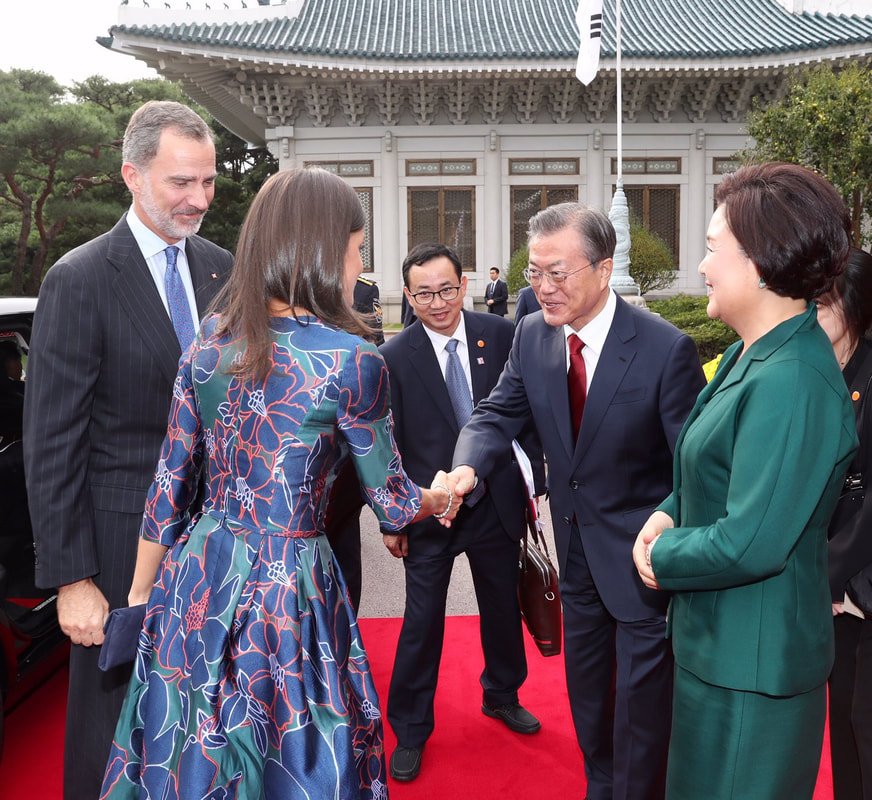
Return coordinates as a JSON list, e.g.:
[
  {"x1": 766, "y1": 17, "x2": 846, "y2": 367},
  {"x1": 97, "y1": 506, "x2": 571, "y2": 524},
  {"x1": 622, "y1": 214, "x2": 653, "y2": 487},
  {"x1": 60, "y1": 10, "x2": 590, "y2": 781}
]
[
  {"x1": 573, "y1": 296, "x2": 635, "y2": 466},
  {"x1": 187, "y1": 236, "x2": 226, "y2": 318},
  {"x1": 464, "y1": 311, "x2": 490, "y2": 404},
  {"x1": 107, "y1": 217, "x2": 181, "y2": 385},
  {"x1": 407, "y1": 321, "x2": 459, "y2": 433}
]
